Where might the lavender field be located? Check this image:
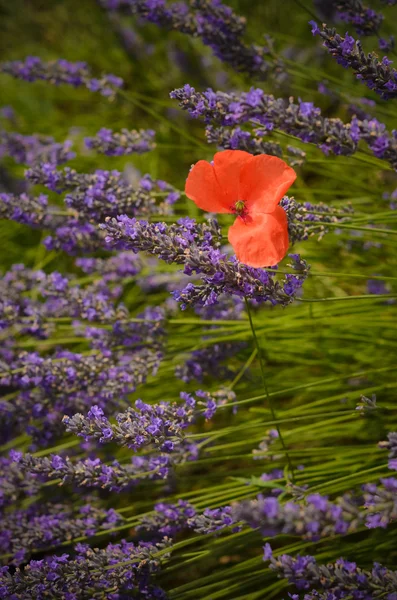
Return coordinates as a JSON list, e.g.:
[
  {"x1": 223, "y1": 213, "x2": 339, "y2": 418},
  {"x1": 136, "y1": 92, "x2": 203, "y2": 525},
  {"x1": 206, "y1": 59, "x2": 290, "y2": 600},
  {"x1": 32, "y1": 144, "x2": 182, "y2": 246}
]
[{"x1": 0, "y1": 0, "x2": 397, "y2": 598}]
